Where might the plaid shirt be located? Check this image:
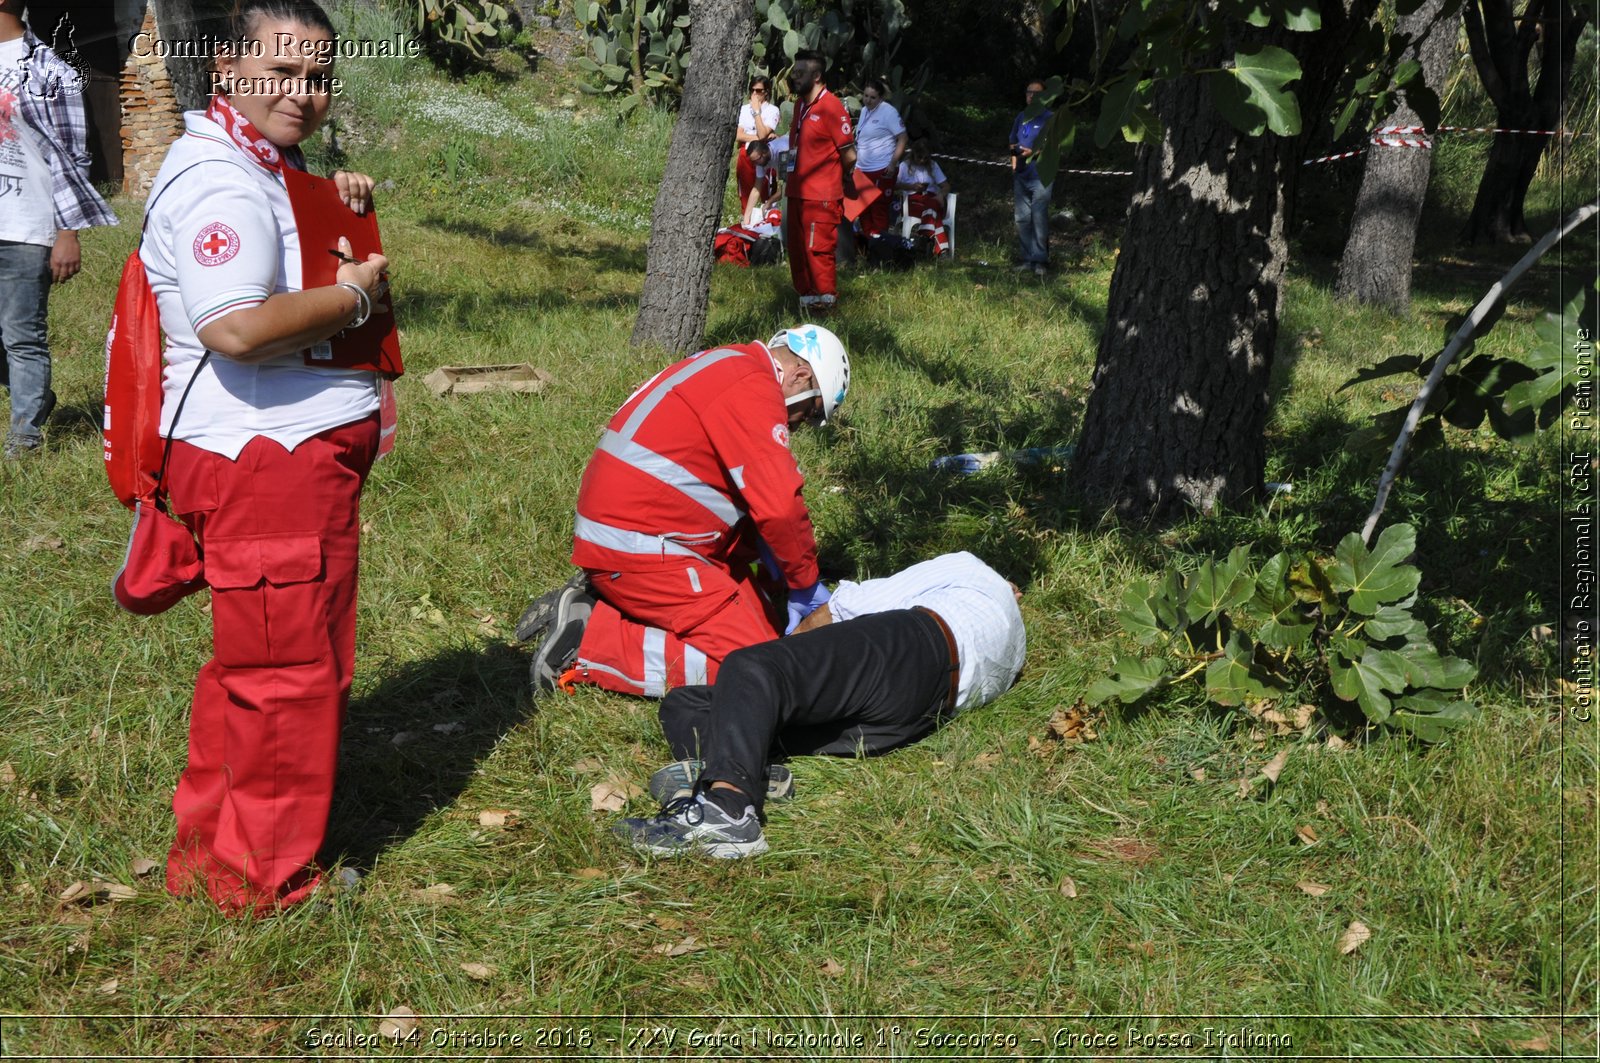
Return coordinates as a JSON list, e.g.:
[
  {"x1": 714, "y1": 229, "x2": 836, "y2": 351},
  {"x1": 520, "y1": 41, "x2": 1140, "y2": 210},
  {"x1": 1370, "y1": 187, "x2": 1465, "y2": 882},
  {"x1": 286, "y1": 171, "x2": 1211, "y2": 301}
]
[{"x1": 0, "y1": 28, "x2": 117, "y2": 231}]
